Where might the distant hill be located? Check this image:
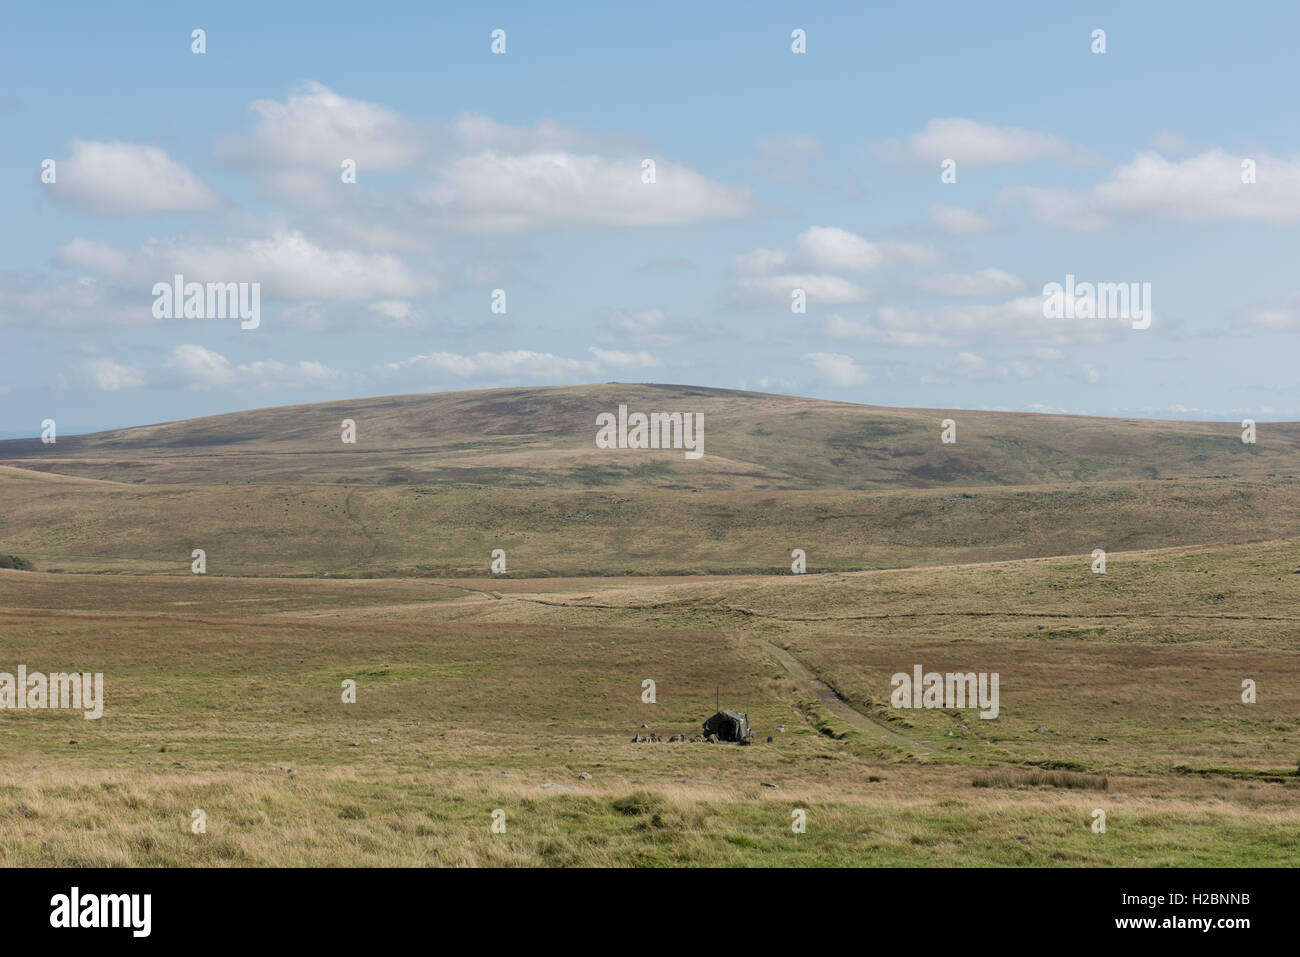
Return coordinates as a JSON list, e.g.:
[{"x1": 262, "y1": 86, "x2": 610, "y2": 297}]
[
  {"x1": 0, "y1": 384, "x2": 1295, "y2": 490},
  {"x1": 2, "y1": 385, "x2": 1299, "y2": 577}
]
